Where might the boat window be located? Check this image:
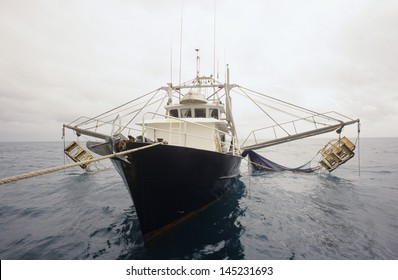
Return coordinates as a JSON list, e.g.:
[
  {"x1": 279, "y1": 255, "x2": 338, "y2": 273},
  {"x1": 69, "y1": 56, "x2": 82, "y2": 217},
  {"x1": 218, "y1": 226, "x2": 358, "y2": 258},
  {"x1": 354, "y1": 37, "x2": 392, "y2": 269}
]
[
  {"x1": 169, "y1": 109, "x2": 179, "y2": 117},
  {"x1": 195, "y1": 108, "x2": 206, "y2": 118},
  {"x1": 210, "y1": 108, "x2": 219, "y2": 119},
  {"x1": 181, "y1": 108, "x2": 192, "y2": 118}
]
